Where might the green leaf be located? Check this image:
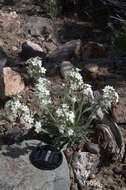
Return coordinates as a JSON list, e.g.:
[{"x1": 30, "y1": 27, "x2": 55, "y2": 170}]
[
  {"x1": 83, "y1": 106, "x2": 92, "y2": 113},
  {"x1": 40, "y1": 128, "x2": 49, "y2": 134}
]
